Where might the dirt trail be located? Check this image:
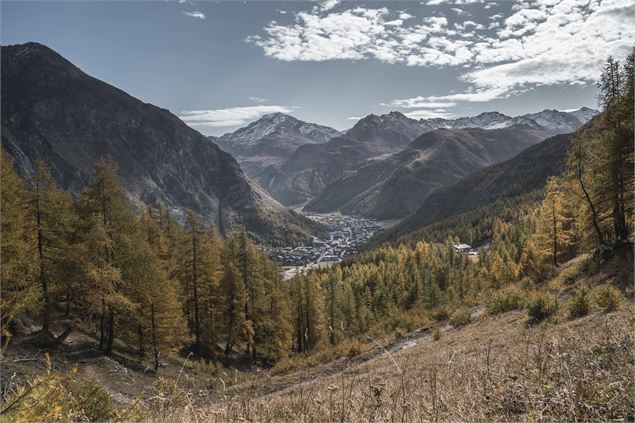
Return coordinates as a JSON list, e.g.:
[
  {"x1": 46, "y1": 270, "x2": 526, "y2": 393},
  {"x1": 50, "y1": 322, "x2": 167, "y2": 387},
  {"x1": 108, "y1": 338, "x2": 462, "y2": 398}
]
[{"x1": 215, "y1": 323, "x2": 453, "y2": 402}]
